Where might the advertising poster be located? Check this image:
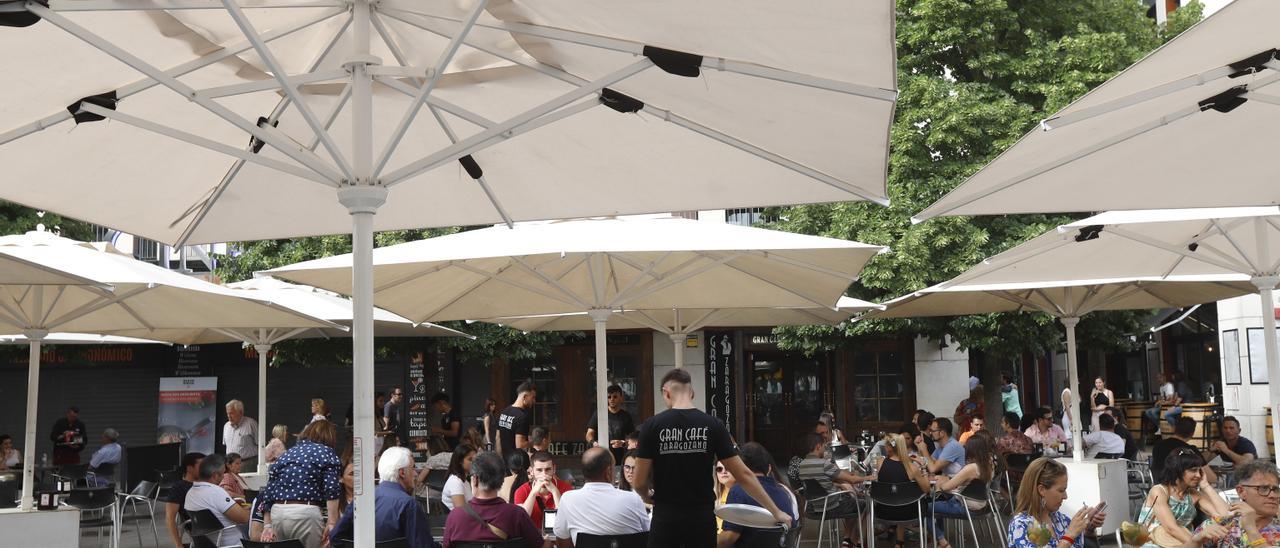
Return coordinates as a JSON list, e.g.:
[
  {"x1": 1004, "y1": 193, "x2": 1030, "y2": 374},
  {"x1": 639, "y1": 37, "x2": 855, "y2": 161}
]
[
  {"x1": 406, "y1": 352, "x2": 429, "y2": 452},
  {"x1": 158, "y1": 376, "x2": 218, "y2": 455}
]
